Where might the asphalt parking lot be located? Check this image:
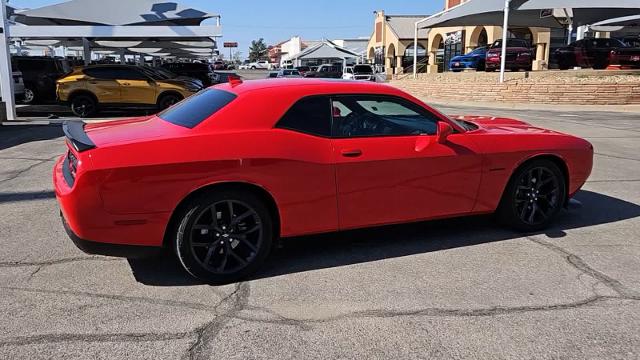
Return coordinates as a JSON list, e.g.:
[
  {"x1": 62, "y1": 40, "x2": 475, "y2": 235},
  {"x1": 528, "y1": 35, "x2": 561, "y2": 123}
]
[{"x1": 0, "y1": 105, "x2": 638, "y2": 359}]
